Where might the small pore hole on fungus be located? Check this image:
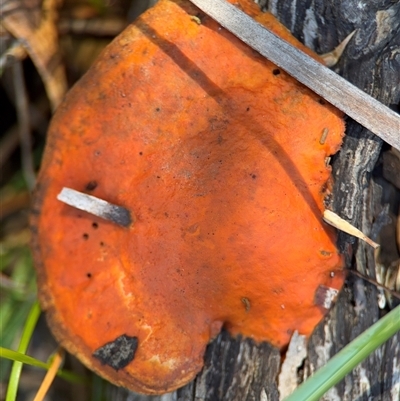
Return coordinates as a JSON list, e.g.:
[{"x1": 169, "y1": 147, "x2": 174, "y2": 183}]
[
  {"x1": 272, "y1": 68, "x2": 280, "y2": 75},
  {"x1": 85, "y1": 181, "x2": 98, "y2": 191},
  {"x1": 83, "y1": 233, "x2": 89, "y2": 240}
]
